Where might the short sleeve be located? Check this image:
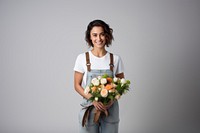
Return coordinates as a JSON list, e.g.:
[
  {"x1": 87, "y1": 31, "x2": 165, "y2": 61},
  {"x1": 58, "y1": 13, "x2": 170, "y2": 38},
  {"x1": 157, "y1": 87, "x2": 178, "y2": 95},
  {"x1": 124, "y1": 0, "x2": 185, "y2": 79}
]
[
  {"x1": 74, "y1": 54, "x2": 85, "y2": 73},
  {"x1": 114, "y1": 55, "x2": 124, "y2": 75}
]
